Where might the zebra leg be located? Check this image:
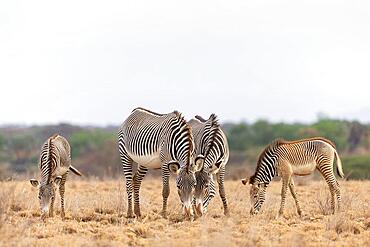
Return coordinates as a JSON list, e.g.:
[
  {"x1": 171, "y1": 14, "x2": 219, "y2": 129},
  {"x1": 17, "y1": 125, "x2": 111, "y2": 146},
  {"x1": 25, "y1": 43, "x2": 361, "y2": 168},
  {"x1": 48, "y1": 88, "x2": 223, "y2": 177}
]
[
  {"x1": 119, "y1": 148, "x2": 134, "y2": 219},
  {"x1": 288, "y1": 177, "x2": 302, "y2": 216},
  {"x1": 318, "y1": 166, "x2": 339, "y2": 214},
  {"x1": 49, "y1": 190, "x2": 55, "y2": 217},
  {"x1": 279, "y1": 175, "x2": 290, "y2": 216},
  {"x1": 334, "y1": 181, "x2": 341, "y2": 212},
  {"x1": 59, "y1": 172, "x2": 68, "y2": 220},
  {"x1": 133, "y1": 165, "x2": 148, "y2": 218},
  {"x1": 217, "y1": 166, "x2": 229, "y2": 216},
  {"x1": 203, "y1": 175, "x2": 216, "y2": 211},
  {"x1": 161, "y1": 165, "x2": 170, "y2": 218}
]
